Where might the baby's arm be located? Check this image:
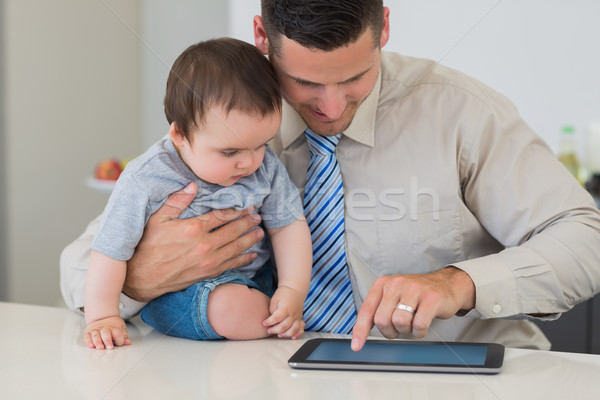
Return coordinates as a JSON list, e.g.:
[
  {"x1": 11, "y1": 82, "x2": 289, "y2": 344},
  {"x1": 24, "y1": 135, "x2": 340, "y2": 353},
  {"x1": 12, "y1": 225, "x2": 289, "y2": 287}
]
[
  {"x1": 263, "y1": 218, "x2": 312, "y2": 339},
  {"x1": 84, "y1": 250, "x2": 131, "y2": 349}
]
